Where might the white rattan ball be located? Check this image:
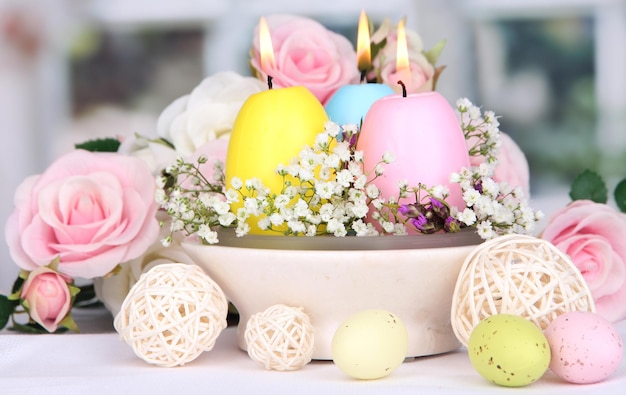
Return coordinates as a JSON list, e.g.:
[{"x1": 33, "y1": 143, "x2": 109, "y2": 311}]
[
  {"x1": 244, "y1": 304, "x2": 315, "y2": 371},
  {"x1": 451, "y1": 234, "x2": 595, "y2": 347},
  {"x1": 114, "y1": 263, "x2": 228, "y2": 367}
]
